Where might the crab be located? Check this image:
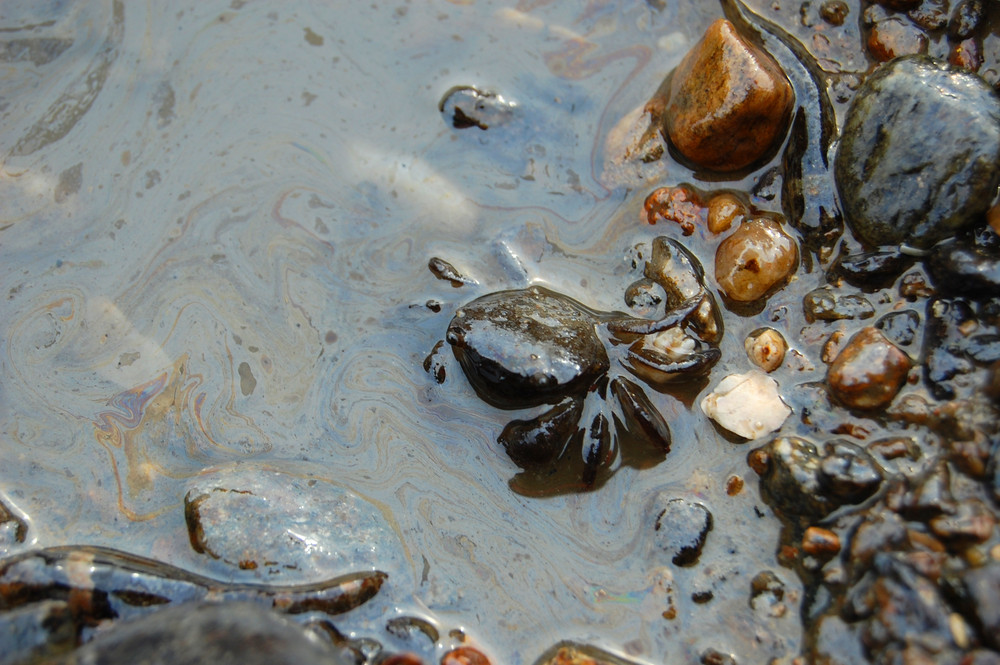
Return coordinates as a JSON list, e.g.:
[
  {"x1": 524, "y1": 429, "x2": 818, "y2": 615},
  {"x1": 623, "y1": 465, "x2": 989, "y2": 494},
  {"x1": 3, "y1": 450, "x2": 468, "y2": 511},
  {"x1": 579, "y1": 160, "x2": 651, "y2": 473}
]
[{"x1": 445, "y1": 237, "x2": 723, "y2": 495}]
